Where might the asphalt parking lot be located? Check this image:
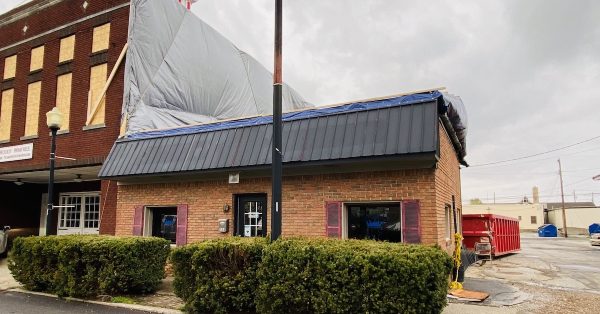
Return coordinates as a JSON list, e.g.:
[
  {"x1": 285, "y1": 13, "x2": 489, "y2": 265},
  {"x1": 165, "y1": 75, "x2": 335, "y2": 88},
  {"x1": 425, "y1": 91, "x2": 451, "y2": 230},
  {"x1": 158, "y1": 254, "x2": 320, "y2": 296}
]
[
  {"x1": 0, "y1": 290, "x2": 154, "y2": 314},
  {"x1": 445, "y1": 233, "x2": 600, "y2": 314},
  {"x1": 469, "y1": 233, "x2": 600, "y2": 291}
]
